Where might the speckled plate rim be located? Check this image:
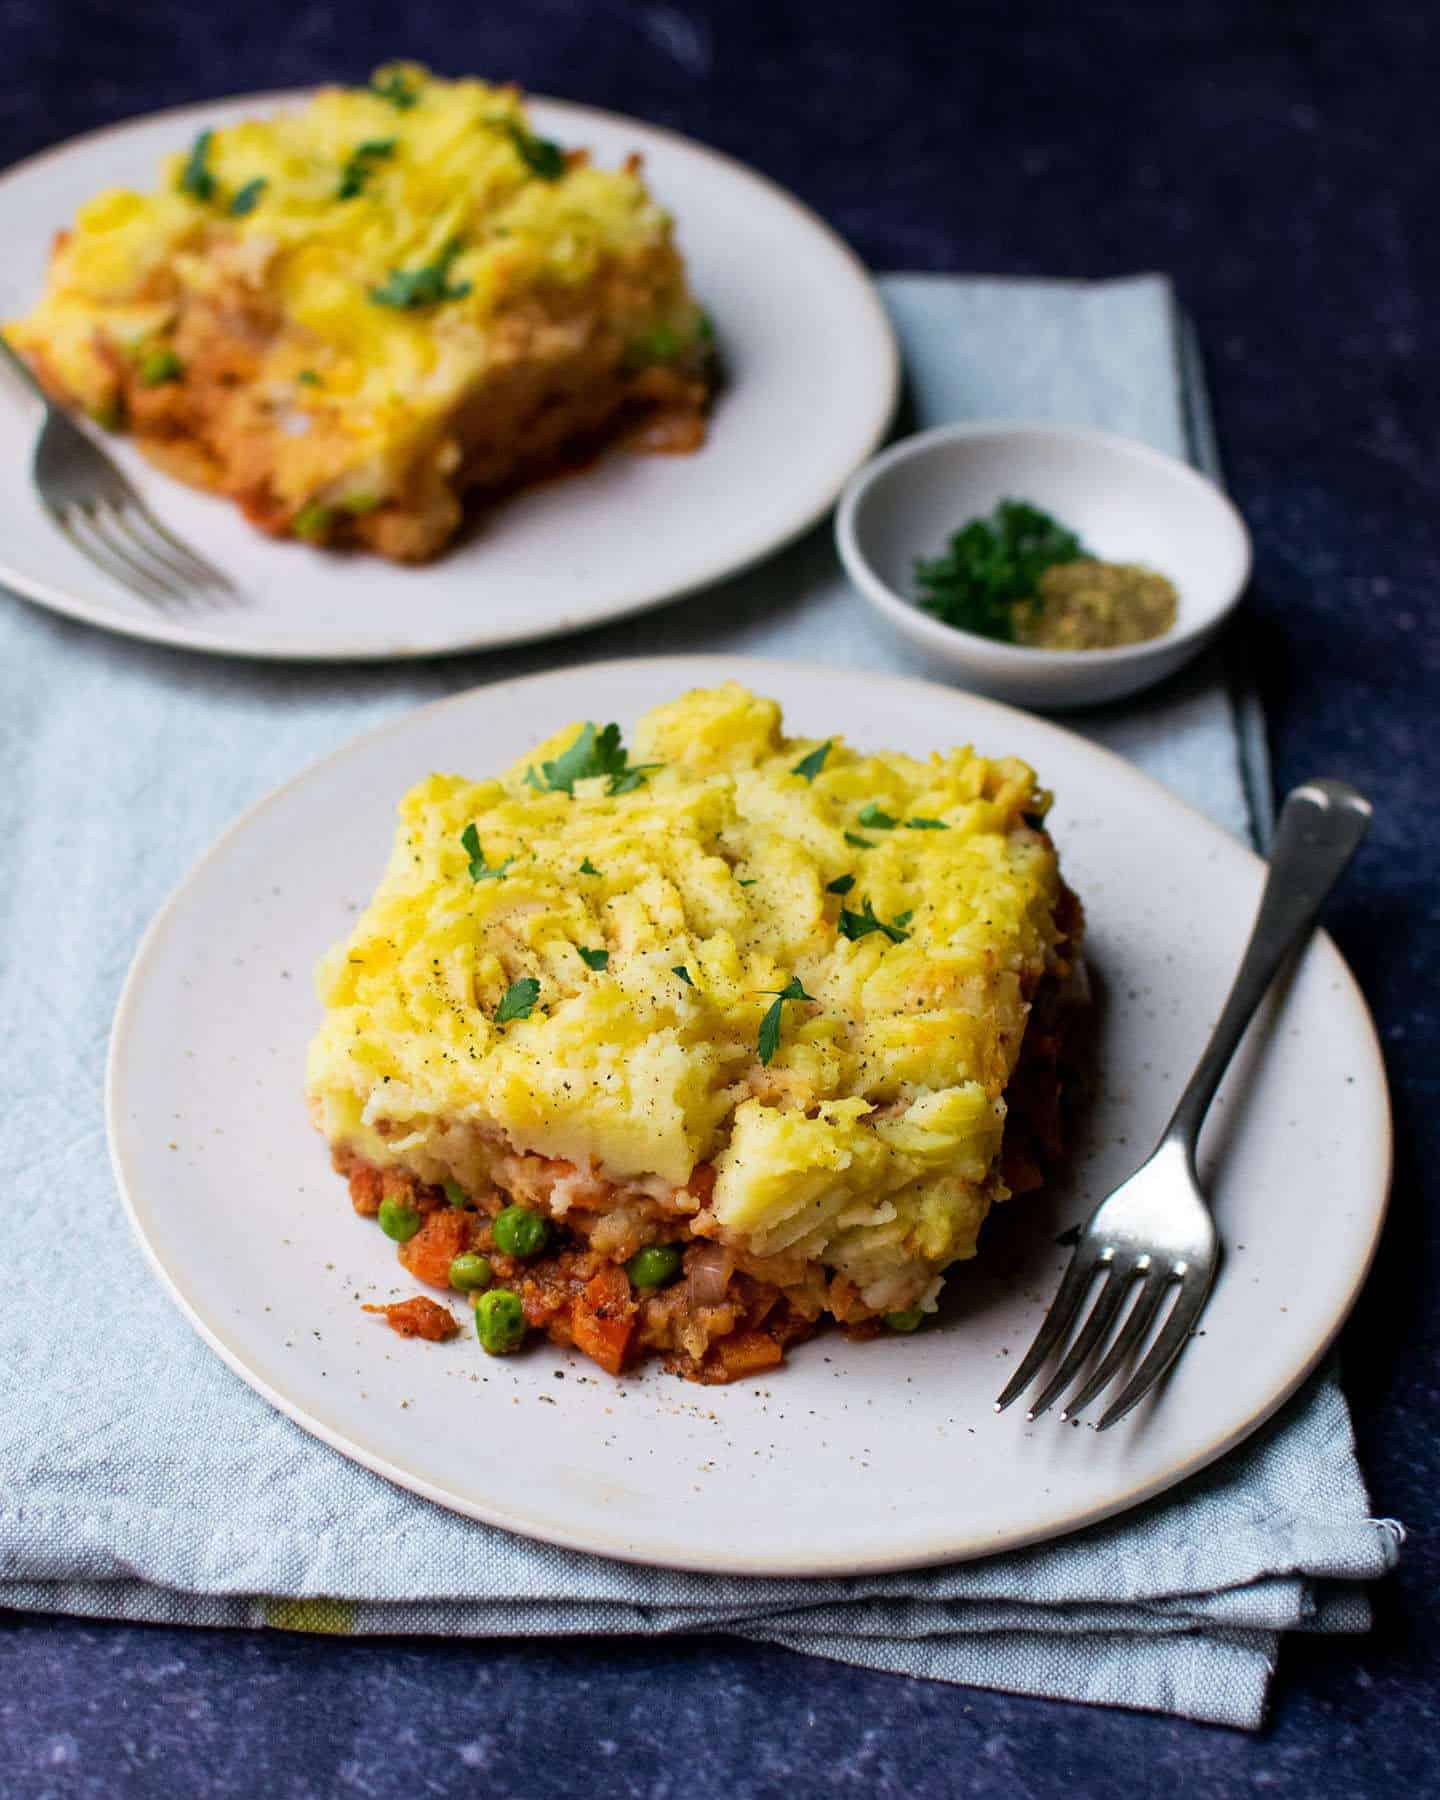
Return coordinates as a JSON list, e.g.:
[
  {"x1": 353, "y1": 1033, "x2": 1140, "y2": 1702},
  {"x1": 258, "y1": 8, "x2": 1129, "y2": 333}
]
[
  {"x1": 0, "y1": 92, "x2": 898, "y2": 662},
  {"x1": 106, "y1": 656, "x2": 1392, "y2": 1575}
]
